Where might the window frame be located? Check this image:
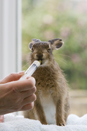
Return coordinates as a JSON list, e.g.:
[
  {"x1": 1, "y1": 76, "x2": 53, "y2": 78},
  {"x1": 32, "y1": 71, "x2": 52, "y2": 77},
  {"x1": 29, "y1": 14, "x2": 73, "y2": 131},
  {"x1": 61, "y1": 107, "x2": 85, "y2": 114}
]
[{"x1": 0, "y1": 0, "x2": 22, "y2": 79}]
